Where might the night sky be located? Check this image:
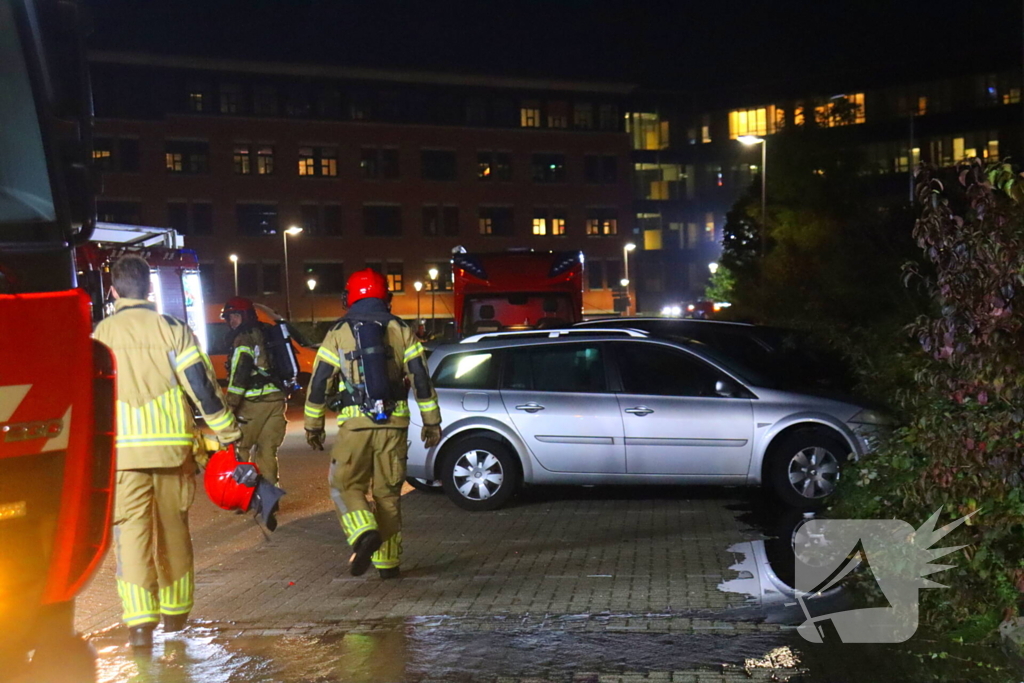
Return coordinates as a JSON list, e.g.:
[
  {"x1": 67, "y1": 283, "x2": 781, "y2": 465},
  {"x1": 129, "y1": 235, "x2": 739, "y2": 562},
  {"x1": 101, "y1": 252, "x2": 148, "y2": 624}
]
[{"x1": 85, "y1": 0, "x2": 1021, "y2": 92}]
